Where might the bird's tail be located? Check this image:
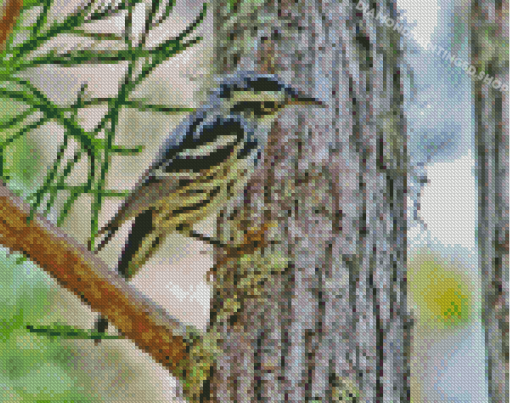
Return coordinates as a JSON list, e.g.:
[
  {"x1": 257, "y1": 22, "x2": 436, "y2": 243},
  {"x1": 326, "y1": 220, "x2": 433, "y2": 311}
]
[
  {"x1": 90, "y1": 211, "x2": 125, "y2": 343},
  {"x1": 93, "y1": 208, "x2": 162, "y2": 343},
  {"x1": 94, "y1": 315, "x2": 109, "y2": 344}
]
